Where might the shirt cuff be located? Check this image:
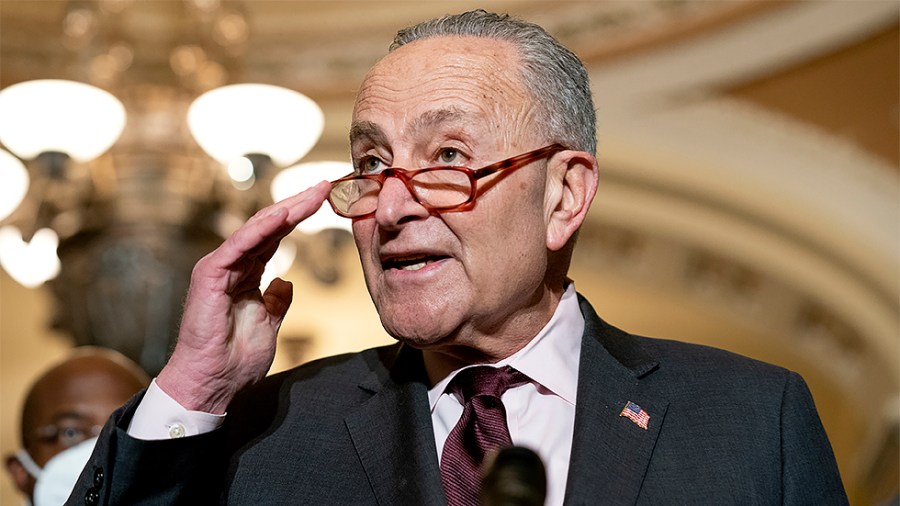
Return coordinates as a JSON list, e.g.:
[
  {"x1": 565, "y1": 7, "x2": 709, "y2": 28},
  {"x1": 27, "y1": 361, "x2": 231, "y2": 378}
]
[{"x1": 127, "y1": 379, "x2": 226, "y2": 440}]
